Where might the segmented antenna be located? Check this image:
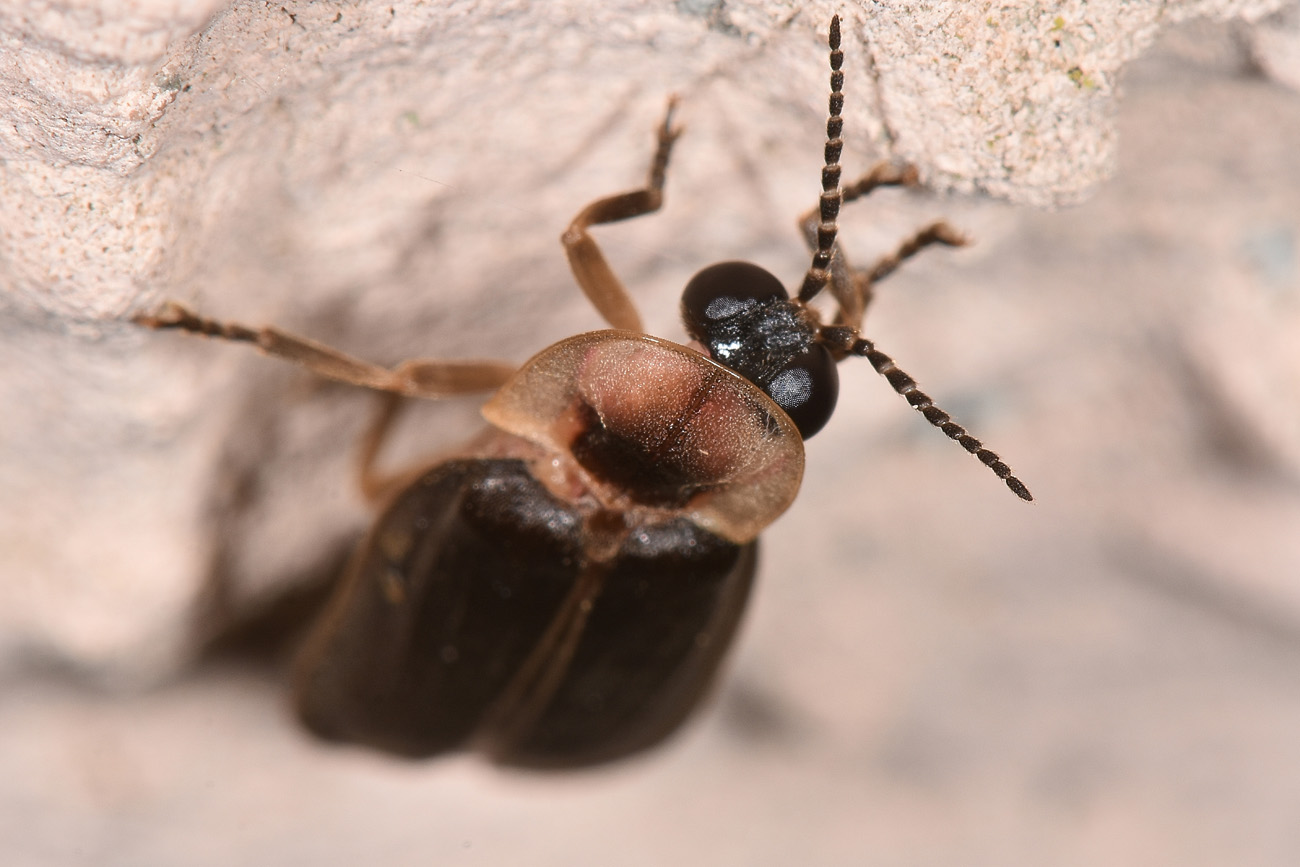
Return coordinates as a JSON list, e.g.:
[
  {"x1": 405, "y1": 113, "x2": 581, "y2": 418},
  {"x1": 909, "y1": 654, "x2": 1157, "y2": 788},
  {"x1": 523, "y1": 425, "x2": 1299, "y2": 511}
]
[
  {"x1": 797, "y1": 14, "x2": 845, "y2": 303},
  {"x1": 846, "y1": 334, "x2": 1033, "y2": 501}
]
